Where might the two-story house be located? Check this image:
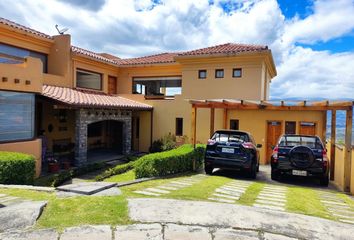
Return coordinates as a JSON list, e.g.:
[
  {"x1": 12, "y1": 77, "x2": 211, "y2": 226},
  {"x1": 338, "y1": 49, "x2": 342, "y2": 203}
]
[{"x1": 0, "y1": 17, "x2": 330, "y2": 176}]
